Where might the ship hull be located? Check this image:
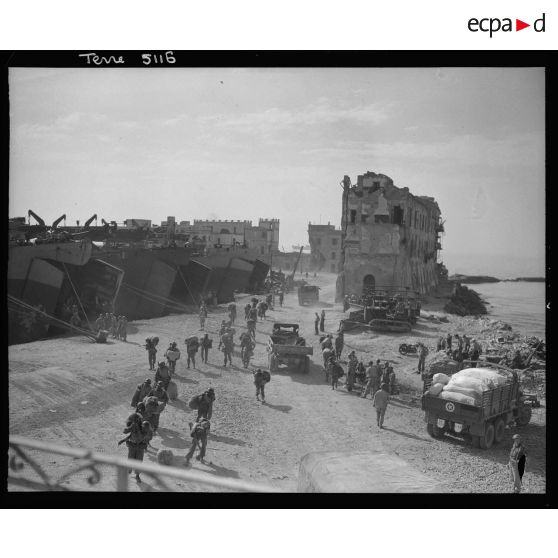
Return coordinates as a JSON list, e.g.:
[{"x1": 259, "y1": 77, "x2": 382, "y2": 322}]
[
  {"x1": 89, "y1": 246, "x2": 269, "y2": 319},
  {"x1": 8, "y1": 240, "x2": 123, "y2": 345}
]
